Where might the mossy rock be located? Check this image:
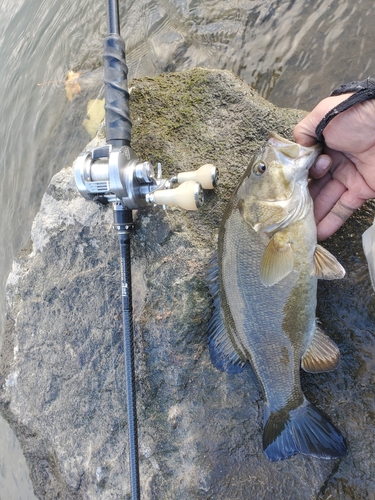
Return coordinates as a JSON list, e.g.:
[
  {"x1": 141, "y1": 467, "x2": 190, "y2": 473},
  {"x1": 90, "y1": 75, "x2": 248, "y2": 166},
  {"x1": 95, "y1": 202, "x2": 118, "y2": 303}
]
[{"x1": 1, "y1": 68, "x2": 372, "y2": 499}]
